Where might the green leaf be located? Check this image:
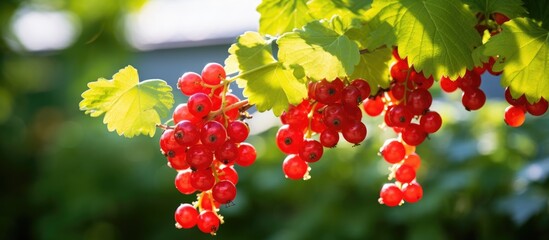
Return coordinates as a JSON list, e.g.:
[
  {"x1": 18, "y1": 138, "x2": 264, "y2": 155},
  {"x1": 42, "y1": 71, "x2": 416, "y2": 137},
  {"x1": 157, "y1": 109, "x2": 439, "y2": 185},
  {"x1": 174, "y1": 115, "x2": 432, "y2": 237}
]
[
  {"x1": 277, "y1": 17, "x2": 360, "y2": 81},
  {"x1": 238, "y1": 63, "x2": 308, "y2": 116},
  {"x1": 257, "y1": 0, "x2": 315, "y2": 36},
  {"x1": 225, "y1": 32, "x2": 307, "y2": 116},
  {"x1": 464, "y1": 0, "x2": 526, "y2": 19},
  {"x1": 351, "y1": 48, "x2": 392, "y2": 94},
  {"x1": 79, "y1": 66, "x2": 174, "y2": 138},
  {"x1": 307, "y1": 0, "x2": 372, "y2": 24},
  {"x1": 521, "y1": 0, "x2": 549, "y2": 28},
  {"x1": 482, "y1": 18, "x2": 549, "y2": 103},
  {"x1": 366, "y1": 0, "x2": 482, "y2": 80}
]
